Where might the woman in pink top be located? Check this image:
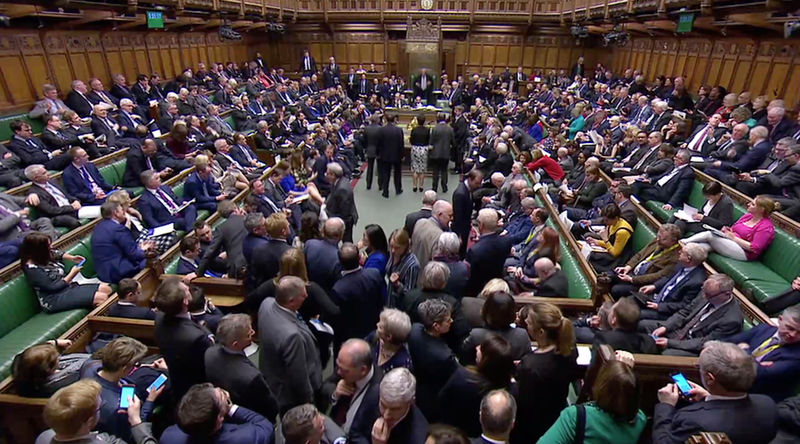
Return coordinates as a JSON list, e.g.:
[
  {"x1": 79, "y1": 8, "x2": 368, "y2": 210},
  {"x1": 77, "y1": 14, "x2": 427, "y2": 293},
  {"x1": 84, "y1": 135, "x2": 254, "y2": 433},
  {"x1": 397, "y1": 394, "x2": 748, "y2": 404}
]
[{"x1": 681, "y1": 196, "x2": 775, "y2": 261}]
